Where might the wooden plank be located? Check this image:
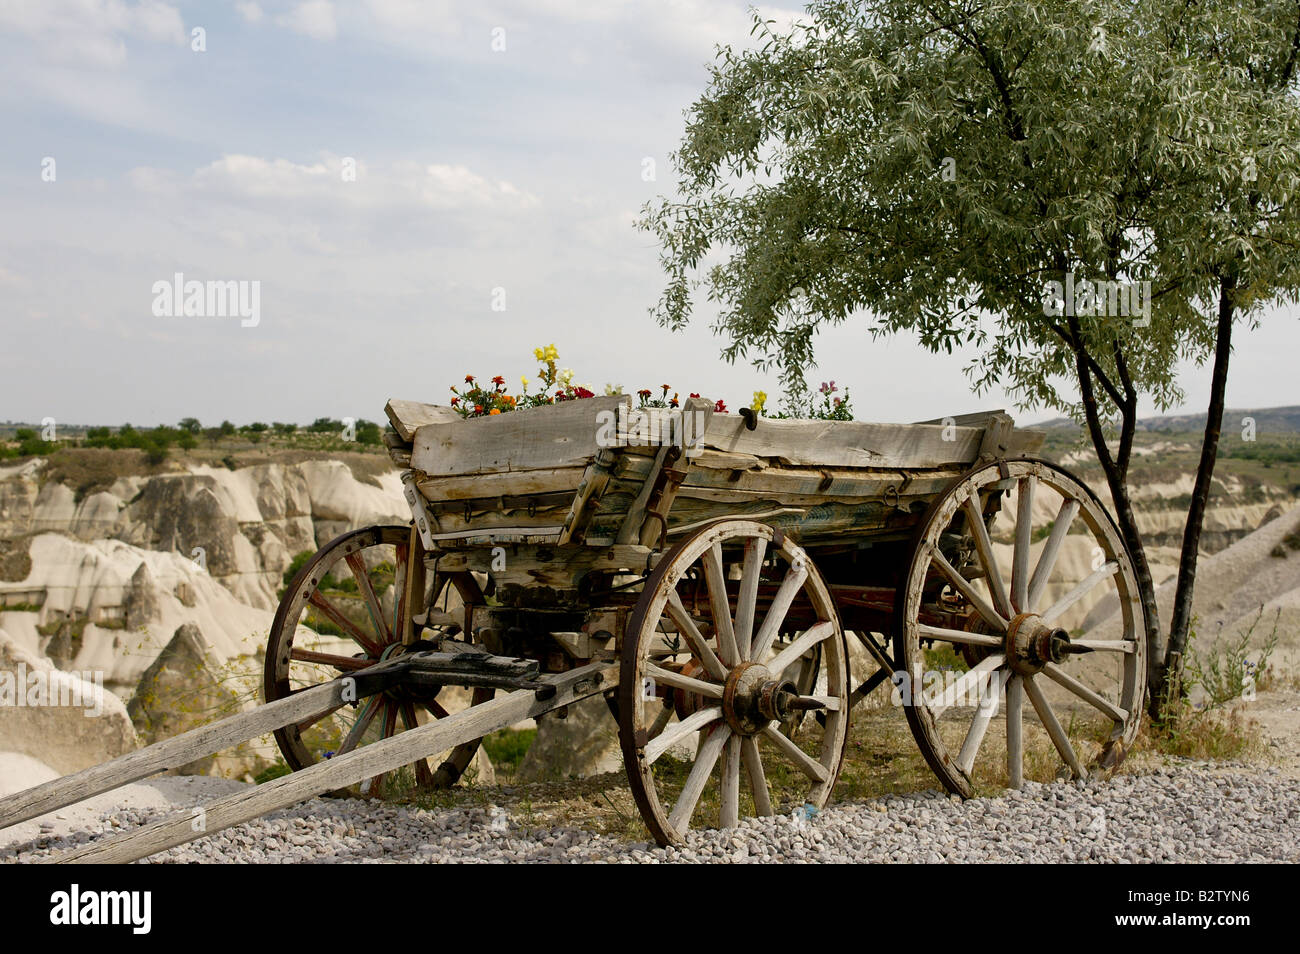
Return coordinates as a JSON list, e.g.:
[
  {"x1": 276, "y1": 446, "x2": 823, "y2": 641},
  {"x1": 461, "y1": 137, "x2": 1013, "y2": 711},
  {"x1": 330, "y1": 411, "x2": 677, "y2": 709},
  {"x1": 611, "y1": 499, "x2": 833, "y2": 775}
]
[
  {"x1": 699, "y1": 416, "x2": 984, "y2": 469},
  {"x1": 417, "y1": 467, "x2": 587, "y2": 501},
  {"x1": 411, "y1": 395, "x2": 628, "y2": 477},
  {"x1": 47, "y1": 662, "x2": 619, "y2": 864},
  {"x1": 385, "y1": 399, "x2": 461, "y2": 442},
  {"x1": 912, "y1": 408, "x2": 1007, "y2": 426},
  {"x1": 0, "y1": 681, "x2": 346, "y2": 832}
]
